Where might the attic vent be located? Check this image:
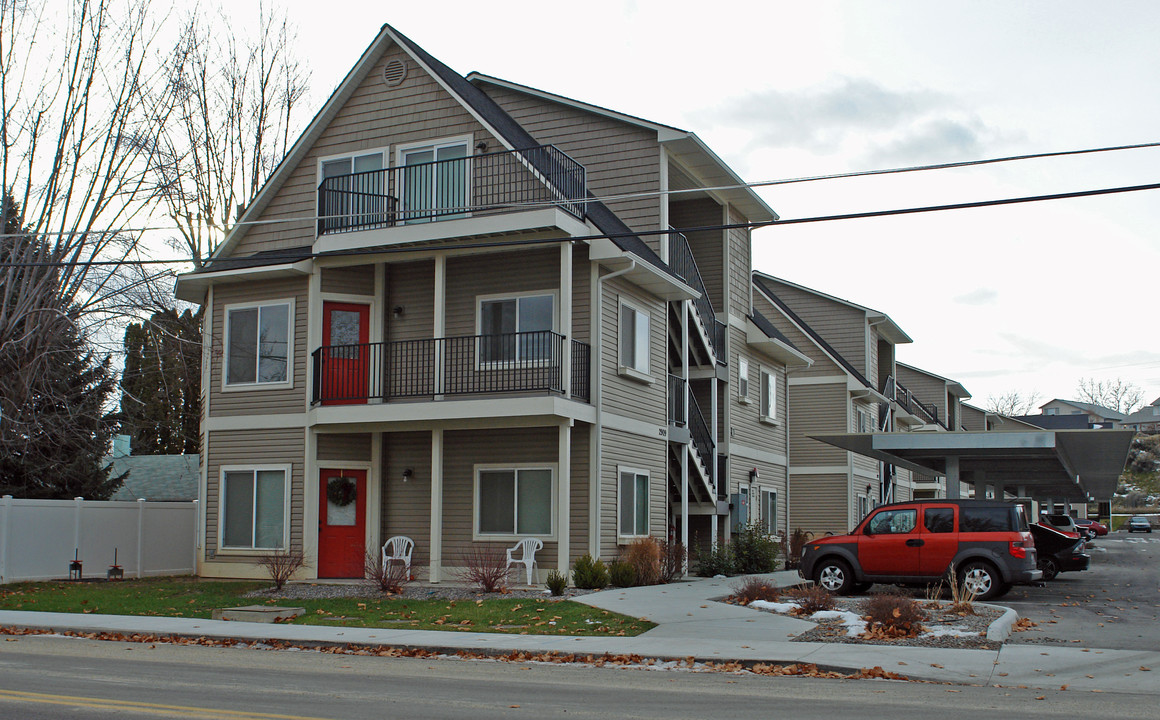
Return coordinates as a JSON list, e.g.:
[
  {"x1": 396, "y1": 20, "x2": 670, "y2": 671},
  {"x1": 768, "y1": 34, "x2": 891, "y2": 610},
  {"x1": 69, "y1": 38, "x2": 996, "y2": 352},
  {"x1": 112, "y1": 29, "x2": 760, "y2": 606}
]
[{"x1": 381, "y1": 59, "x2": 407, "y2": 88}]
